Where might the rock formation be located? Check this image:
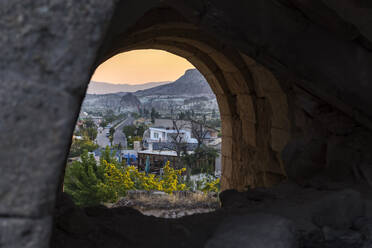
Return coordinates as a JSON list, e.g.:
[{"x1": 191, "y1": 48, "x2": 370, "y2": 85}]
[{"x1": 135, "y1": 69, "x2": 213, "y2": 96}]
